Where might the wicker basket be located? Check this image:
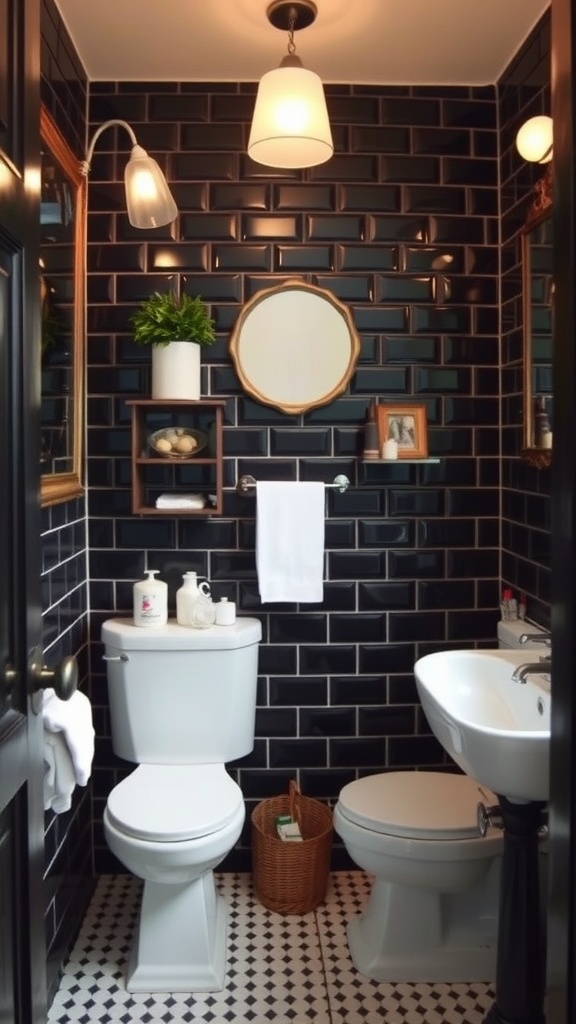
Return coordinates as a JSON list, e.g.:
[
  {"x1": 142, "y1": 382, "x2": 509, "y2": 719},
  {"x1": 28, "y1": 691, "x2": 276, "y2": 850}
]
[{"x1": 251, "y1": 780, "x2": 333, "y2": 914}]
